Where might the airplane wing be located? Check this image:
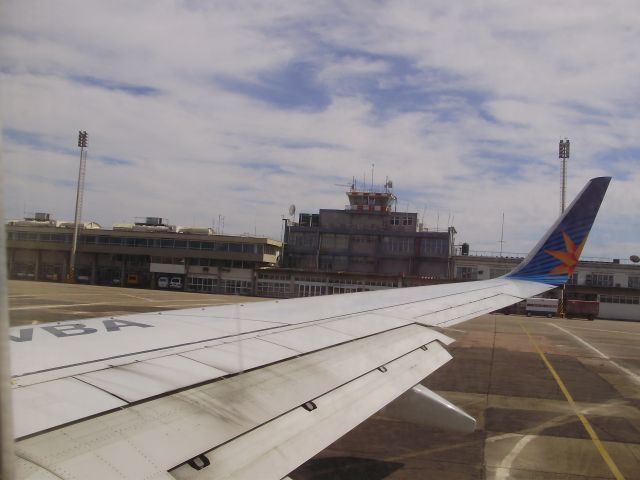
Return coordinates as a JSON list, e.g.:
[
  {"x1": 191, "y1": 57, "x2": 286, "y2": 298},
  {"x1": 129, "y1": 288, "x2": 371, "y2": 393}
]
[{"x1": 9, "y1": 177, "x2": 610, "y2": 480}]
